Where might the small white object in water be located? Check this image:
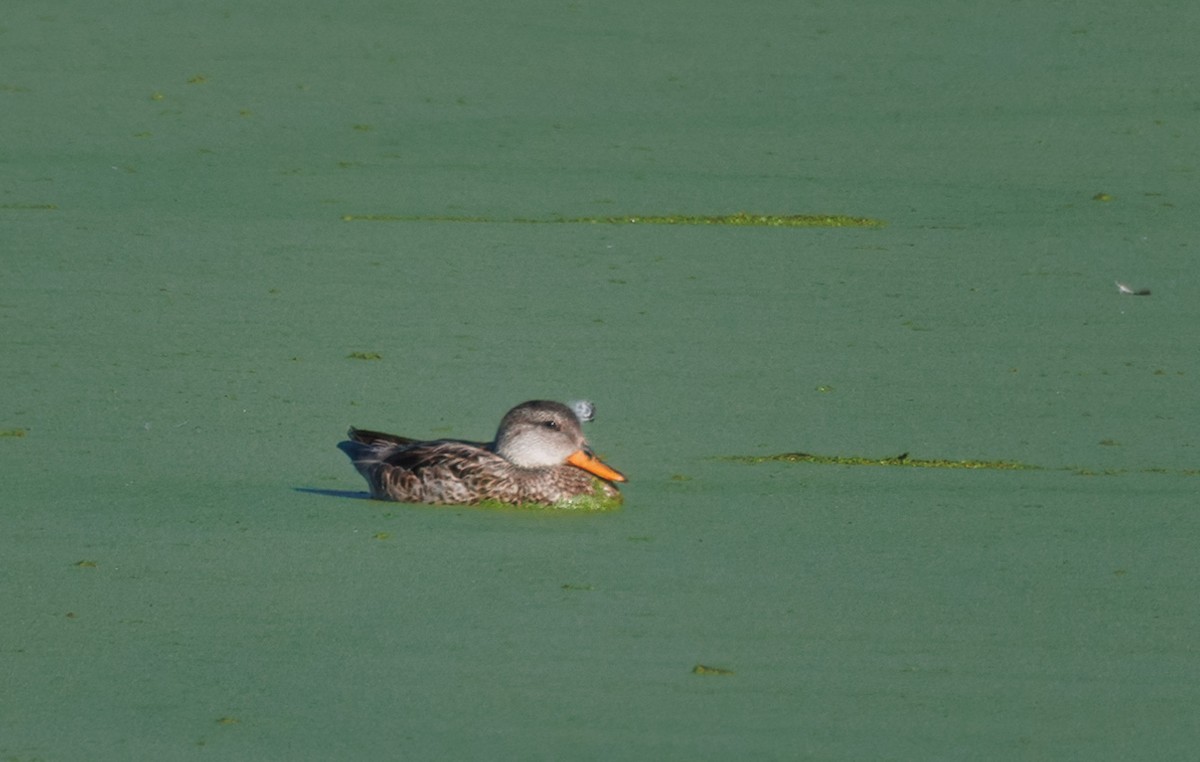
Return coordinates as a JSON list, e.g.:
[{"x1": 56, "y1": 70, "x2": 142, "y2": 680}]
[
  {"x1": 569, "y1": 399, "x2": 596, "y2": 423},
  {"x1": 1115, "y1": 281, "x2": 1151, "y2": 296}
]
